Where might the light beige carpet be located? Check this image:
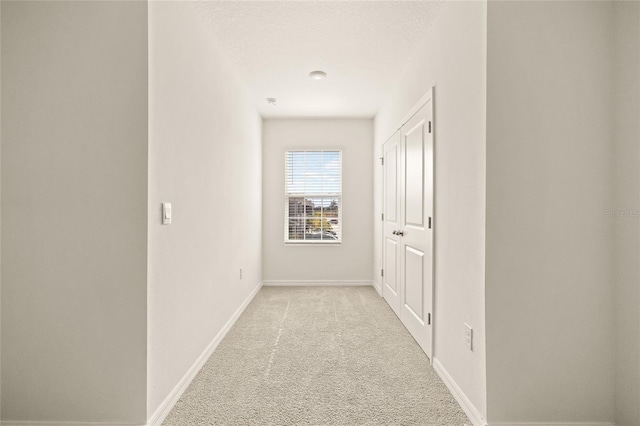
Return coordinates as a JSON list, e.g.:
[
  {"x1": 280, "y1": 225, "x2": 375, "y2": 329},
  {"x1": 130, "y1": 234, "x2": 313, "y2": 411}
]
[{"x1": 163, "y1": 286, "x2": 471, "y2": 425}]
